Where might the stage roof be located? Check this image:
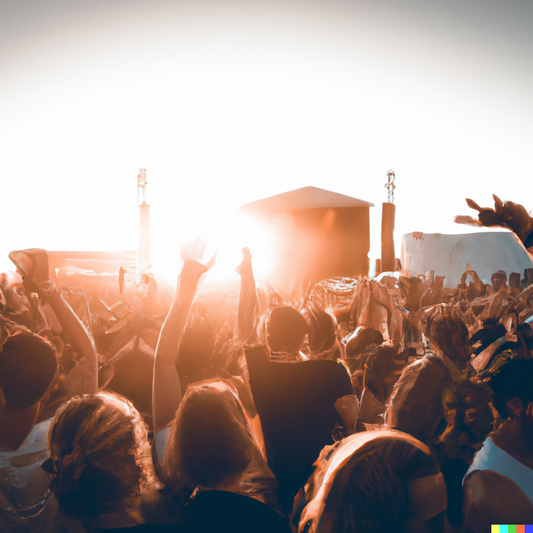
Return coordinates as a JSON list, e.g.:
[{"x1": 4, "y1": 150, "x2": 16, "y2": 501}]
[{"x1": 239, "y1": 186, "x2": 373, "y2": 214}]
